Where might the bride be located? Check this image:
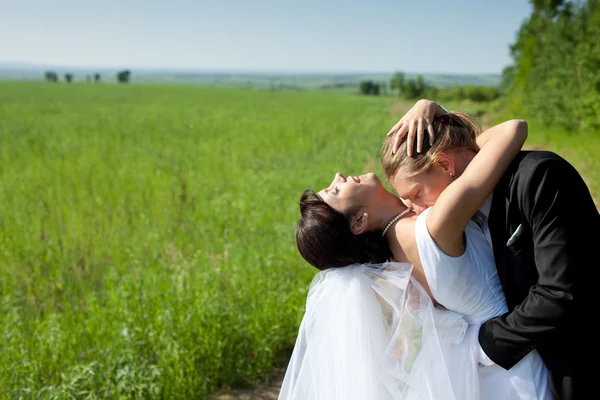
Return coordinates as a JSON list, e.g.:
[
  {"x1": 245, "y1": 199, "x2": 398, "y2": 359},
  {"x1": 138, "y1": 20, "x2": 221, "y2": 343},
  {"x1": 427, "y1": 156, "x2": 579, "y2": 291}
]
[{"x1": 279, "y1": 106, "x2": 551, "y2": 399}]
